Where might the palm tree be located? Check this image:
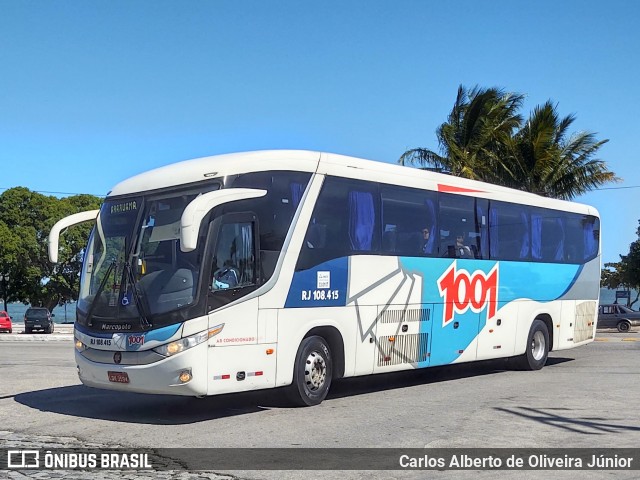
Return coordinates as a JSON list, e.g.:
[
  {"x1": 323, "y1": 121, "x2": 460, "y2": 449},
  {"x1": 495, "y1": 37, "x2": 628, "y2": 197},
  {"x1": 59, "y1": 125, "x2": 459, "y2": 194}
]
[
  {"x1": 509, "y1": 101, "x2": 619, "y2": 200},
  {"x1": 399, "y1": 86, "x2": 619, "y2": 199},
  {"x1": 399, "y1": 85, "x2": 524, "y2": 182}
]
